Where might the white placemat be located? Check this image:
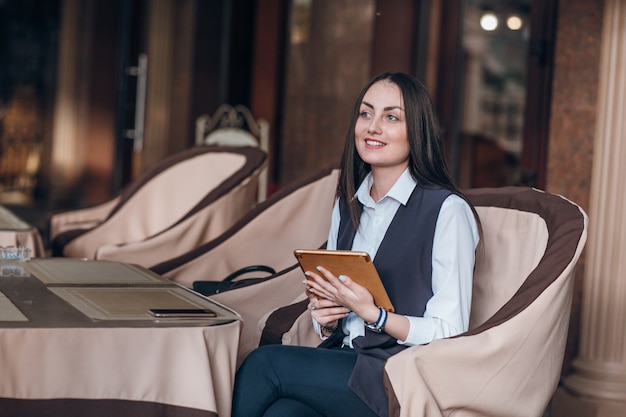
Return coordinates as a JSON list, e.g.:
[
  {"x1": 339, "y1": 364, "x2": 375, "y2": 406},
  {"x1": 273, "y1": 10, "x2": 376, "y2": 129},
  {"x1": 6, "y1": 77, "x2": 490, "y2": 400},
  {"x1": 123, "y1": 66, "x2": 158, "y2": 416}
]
[
  {"x1": 49, "y1": 286, "x2": 239, "y2": 322},
  {"x1": 0, "y1": 290, "x2": 28, "y2": 322},
  {"x1": 25, "y1": 259, "x2": 168, "y2": 285}
]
